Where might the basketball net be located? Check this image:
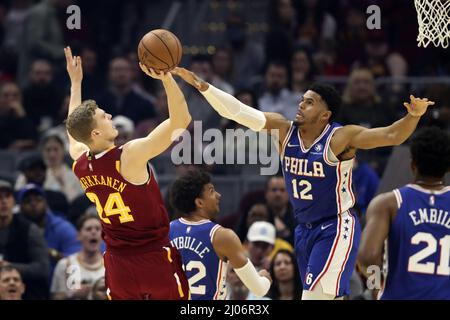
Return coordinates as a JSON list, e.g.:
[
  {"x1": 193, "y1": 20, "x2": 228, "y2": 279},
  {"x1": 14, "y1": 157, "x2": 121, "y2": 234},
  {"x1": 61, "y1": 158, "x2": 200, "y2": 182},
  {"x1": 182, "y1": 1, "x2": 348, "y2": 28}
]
[{"x1": 415, "y1": 0, "x2": 450, "y2": 48}]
